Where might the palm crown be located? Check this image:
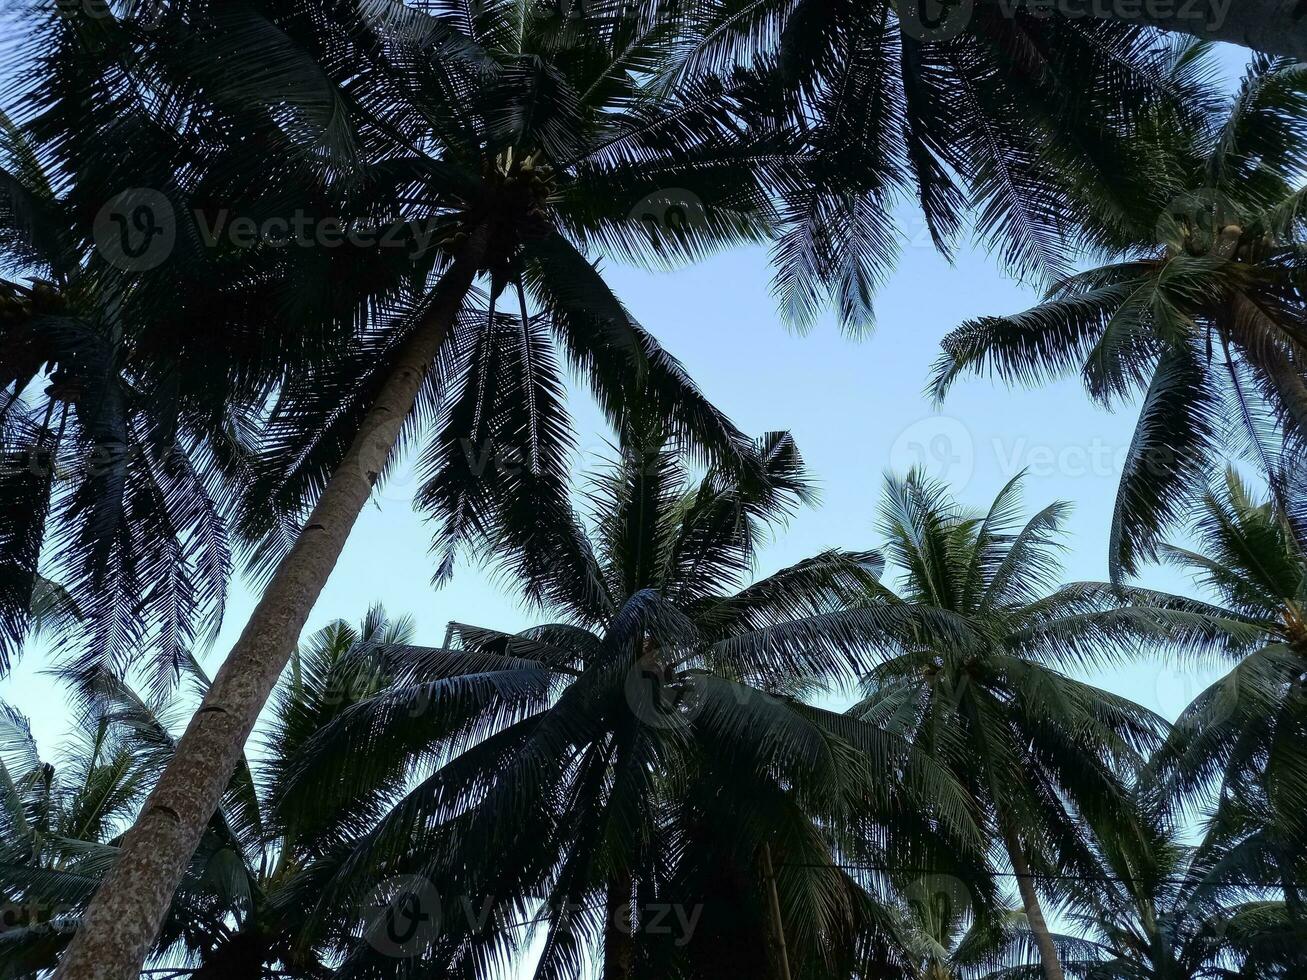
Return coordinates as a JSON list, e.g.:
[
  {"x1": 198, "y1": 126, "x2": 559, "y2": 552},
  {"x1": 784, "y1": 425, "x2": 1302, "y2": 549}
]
[
  {"x1": 0, "y1": 608, "x2": 439, "y2": 979},
  {"x1": 0, "y1": 113, "x2": 268, "y2": 690},
  {"x1": 1148, "y1": 469, "x2": 1307, "y2": 918},
  {"x1": 1054, "y1": 785, "x2": 1303, "y2": 978},
  {"x1": 665, "y1": 0, "x2": 1206, "y2": 330},
  {"x1": 848, "y1": 471, "x2": 1249, "y2": 980},
  {"x1": 11, "y1": 0, "x2": 790, "y2": 580},
  {"x1": 266, "y1": 431, "x2": 989, "y2": 980},
  {"x1": 931, "y1": 54, "x2": 1307, "y2": 577},
  {"x1": 167, "y1": 0, "x2": 800, "y2": 575}
]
